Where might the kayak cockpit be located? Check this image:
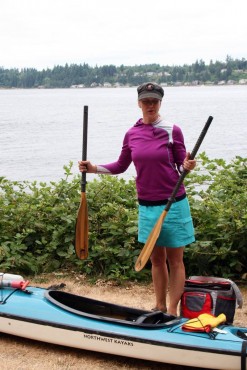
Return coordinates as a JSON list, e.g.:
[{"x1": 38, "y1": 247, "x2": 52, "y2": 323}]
[{"x1": 44, "y1": 290, "x2": 179, "y2": 328}]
